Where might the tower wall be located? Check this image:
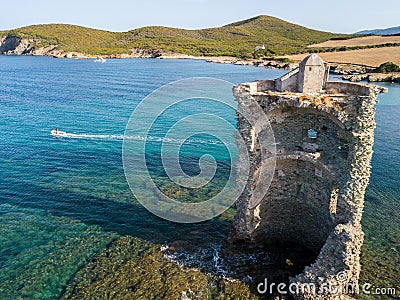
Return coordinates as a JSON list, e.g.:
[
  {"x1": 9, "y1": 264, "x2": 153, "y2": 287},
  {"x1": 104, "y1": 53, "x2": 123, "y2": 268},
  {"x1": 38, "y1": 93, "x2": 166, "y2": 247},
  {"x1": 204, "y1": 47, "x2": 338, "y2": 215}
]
[{"x1": 231, "y1": 55, "x2": 387, "y2": 298}]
